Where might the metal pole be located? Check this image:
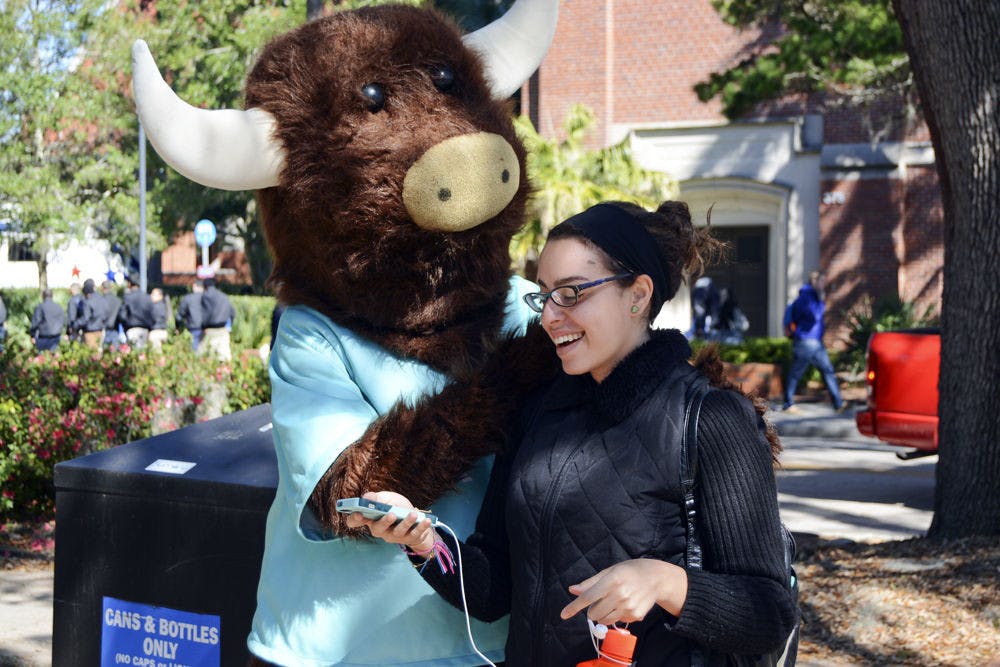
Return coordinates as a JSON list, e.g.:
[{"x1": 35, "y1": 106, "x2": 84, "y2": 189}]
[{"x1": 139, "y1": 122, "x2": 148, "y2": 293}]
